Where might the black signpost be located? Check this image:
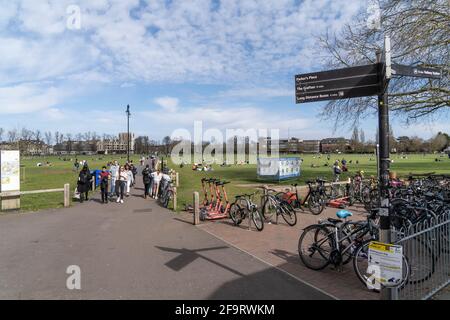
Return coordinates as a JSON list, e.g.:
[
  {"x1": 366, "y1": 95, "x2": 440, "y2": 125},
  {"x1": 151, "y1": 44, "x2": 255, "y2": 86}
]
[
  {"x1": 295, "y1": 64, "x2": 380, "y2": 103},
  {"x1": 295, "y1": 34, "x2": 443, "y2": 300},
  {"x1": 391, "y1": 63, "x2": 442, "y2": 79}
]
